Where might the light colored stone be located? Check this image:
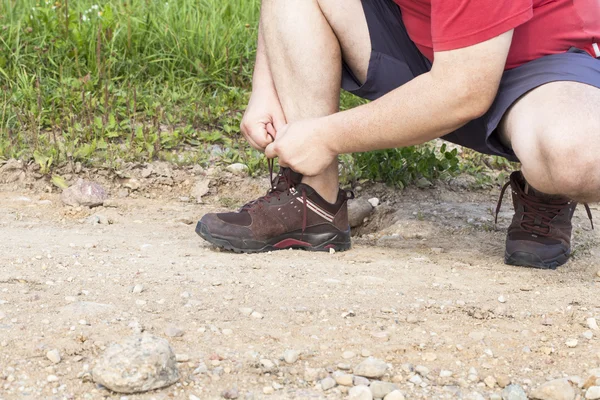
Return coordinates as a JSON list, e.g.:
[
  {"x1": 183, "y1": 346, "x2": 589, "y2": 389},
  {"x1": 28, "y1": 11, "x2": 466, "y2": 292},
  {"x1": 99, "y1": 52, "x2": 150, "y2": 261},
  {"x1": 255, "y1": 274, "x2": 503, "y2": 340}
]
[
  {"x1": 132, "y1": 284, "x2": 144, "y2": 294},
  {"x1": 320, "y1": 377, "x2": 336, "y2": 391},
  {"x1": 485, "y1": 376, "x2": 498, "y2": 388},
  {"x1": 370, "y1": 381, "x2": 398, "y2": 398},
  {"x1": 384, "y1": 390, "x2": 406, "y2": 400},
  {"x1": 354, "y1": 376, "x2": 370, "y2": 386},
  {"x1": 47, "y1": 374, "x2": 59, "y2": 382},
  {"x1": 262, "y1": 386, "x2": 274, "y2": 395},
  {"x1": 587, "y1": 318, "x2": 599, "y2": 331},
  {"x1": 440, "y1": 370, "x2": 453, "y2": 378},
  {"x1": 583, "y1": 331, "x2": 594, "y2": 340},
  {"x1": 92, "y1": 334, "x2": 179, "y2": 394},
  {"x1": 226, "y1": 163, "x2": 249, "y2": 176},
  {"x1": 354, "y1": 357, "x2": 388, "y2": 378},
  {"x1": 368, "y1": 198, "x2": 380, "y2": 207},
  {"x1": 422, "y1": 352, "x2": 437, "y2": 362},
  {"x1": 175, "y1": 354, "x2": 190, "y2": 362},
  {"x1": 498, "y1": 295, "x2": 507, "y2": 303},
  {"x1": 497, "y1": 375, "x2": 511, "y2": 388},
  {"x1": 283, "y1": 349, "x2": 300, "y2": 364},
  {"x1": 46, "y1": 349, "x2": 61, "y2": 364},
  {"x1": 565, "y1": 339, "x2": 578, "y2": 348},
  {"x1": 342, "y1": 351, "x2": 356, "y2": 359},
  {"x1": 239, "y1": 307, "x2": 253, "y2": 316},
  {"x1": 529, "y1": 378, "x2": 575, "y2": 400},
  {"x1": 348, "y1": 385, "x2": 373, "y2": 400},
  {"x1": 335, "y1": 373, "x2": 354, "y2": 386},
  {"x1": 164, "y1": 326, "x2": 184, "y2": 338},
  {"x1": 502, "y1": 384, "x2": 527, "y2": 400},
  {"x1": 586, "y1": 387, "x2": 600, "y2": 400},
  {"x1": 304, "y1": 367, "x2": 326, "y2": 382},
  {"x1": 251, "y1": 311, "x2": 264, "y2": 319},
  {"x1": 260, "y1": 359, "x2": 275, "y2": 372},
  {"x1": 469, "y1": 331, "x2": 485, "y2": 341},
  {"x1": 61, "y1": 179, "x2": 108, "y2": 207}
]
